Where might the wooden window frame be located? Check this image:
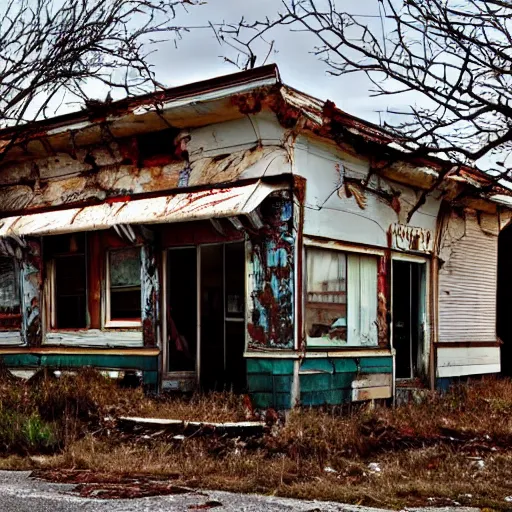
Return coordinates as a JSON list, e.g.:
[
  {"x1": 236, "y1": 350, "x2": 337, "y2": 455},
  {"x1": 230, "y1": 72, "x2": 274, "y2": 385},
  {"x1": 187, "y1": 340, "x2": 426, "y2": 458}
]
[
  {"x1": 305, "y1": 246, "x2": 379, "y2": 349},
  {"x1": 0, "y1": 256, "x2": 23, "y2": 344},
  {"x1": 104, "y1": 246, "x2": 143, "y2": 329},
  {"x1": 47, "y1": 252, "x2": 88, "y2": 331}
]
